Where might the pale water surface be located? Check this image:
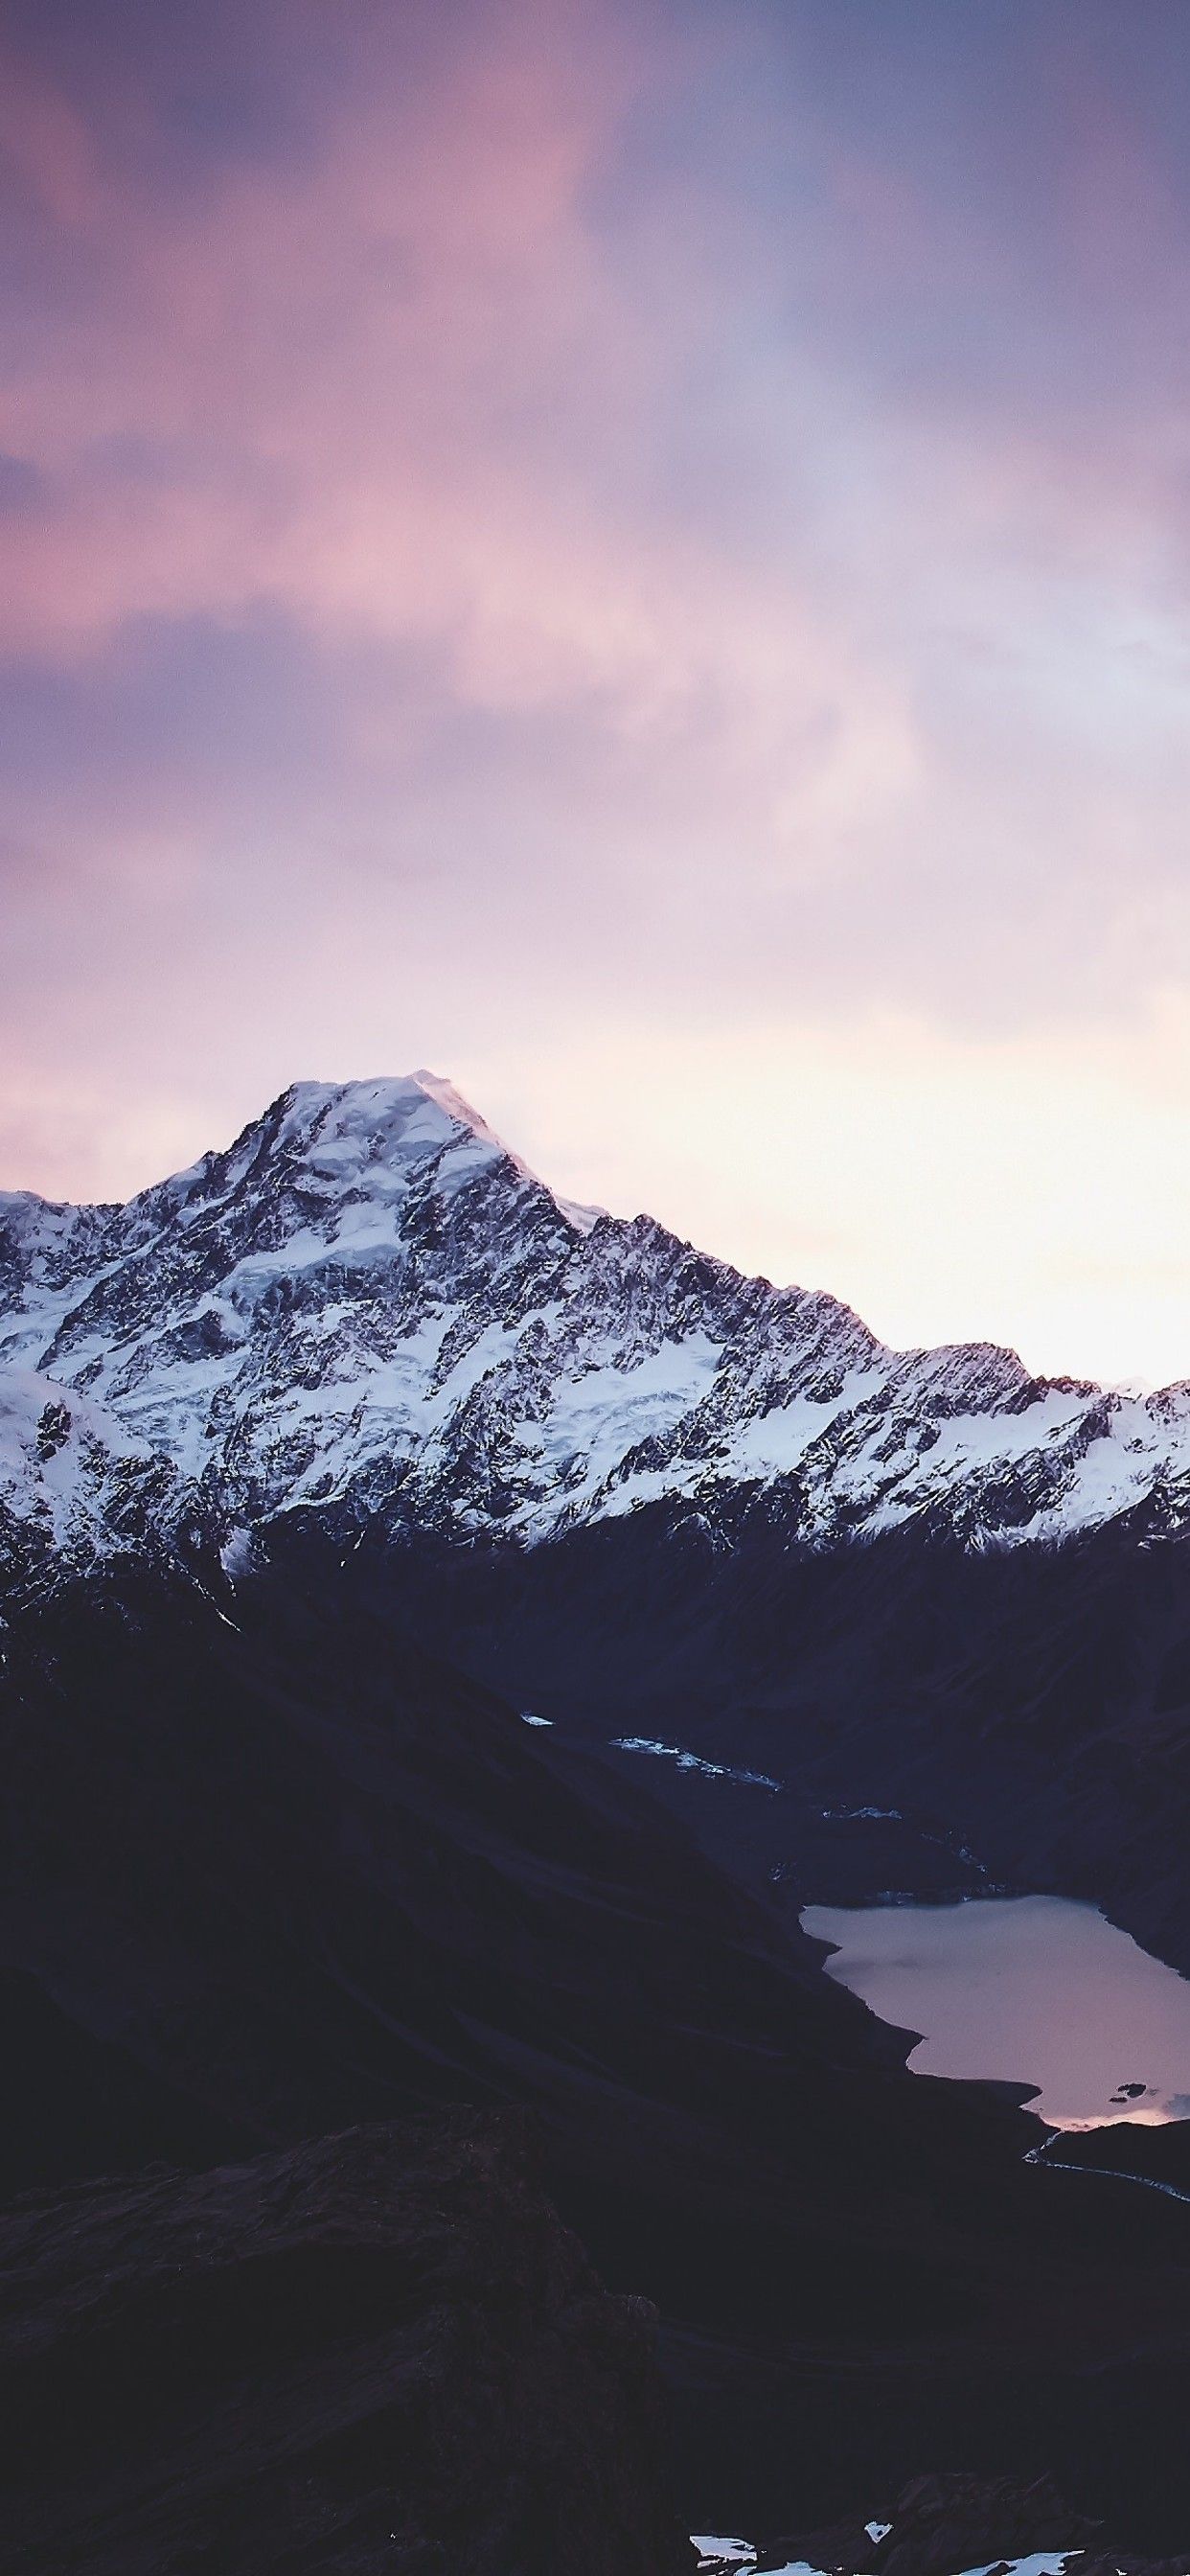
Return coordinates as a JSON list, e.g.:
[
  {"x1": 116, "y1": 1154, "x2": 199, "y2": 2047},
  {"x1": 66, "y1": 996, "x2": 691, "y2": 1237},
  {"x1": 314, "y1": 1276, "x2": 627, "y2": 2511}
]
[{"x1": 803, "y1": 1894, "x2": 1190, "y2": 2128}]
